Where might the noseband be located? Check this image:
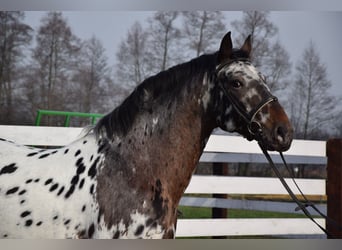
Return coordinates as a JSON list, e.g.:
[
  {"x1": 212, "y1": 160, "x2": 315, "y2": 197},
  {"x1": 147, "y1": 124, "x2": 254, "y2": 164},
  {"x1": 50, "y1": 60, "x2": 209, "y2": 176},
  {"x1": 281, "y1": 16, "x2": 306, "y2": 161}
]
[{"x1": 216, "y1": 59, "x2": 277, "y2": 139}]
